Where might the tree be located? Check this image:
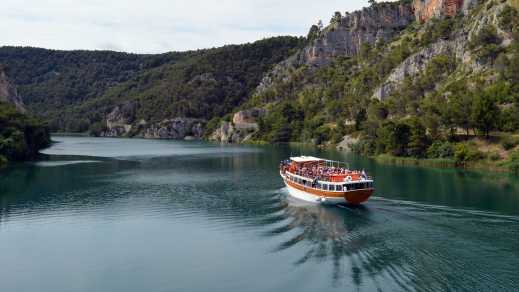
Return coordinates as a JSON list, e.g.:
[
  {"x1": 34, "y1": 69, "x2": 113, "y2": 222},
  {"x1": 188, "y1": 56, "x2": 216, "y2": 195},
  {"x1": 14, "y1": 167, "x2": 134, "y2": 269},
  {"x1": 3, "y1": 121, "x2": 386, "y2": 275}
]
[
  {"x1": 377, "y1": 121, "x2": 410, "y2": 156},
  {"x1": 471, "y1": 90, "x2": 499, "y2": 138},
  {"x1": 307, "y1": 25, "x2": 320, "y2": 42},
  {"x1": 332, "y1": 12, "x2": 342, "y2": 24},
  {"x1": 448, "y1": 93, "x2": 473, "y2": 137},
  {"x1": 407, "y1": 118, "x2": 430, "y2": 158},
  {"x1": 368, "y1": 0, "x2": 377, "y2": 6}
]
